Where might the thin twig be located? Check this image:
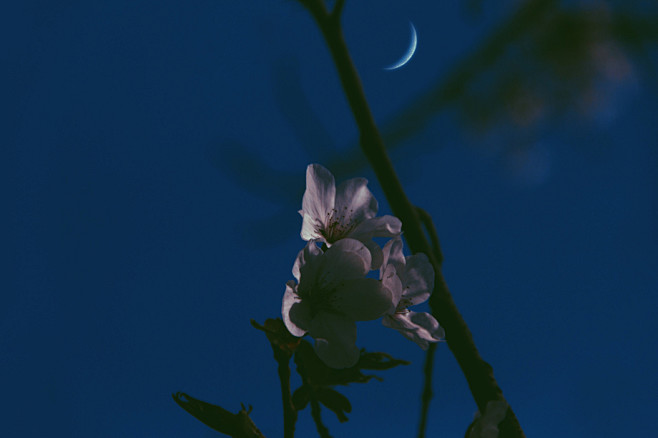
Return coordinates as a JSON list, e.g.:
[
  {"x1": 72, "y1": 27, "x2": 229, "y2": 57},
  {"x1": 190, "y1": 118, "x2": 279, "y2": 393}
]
[
  {"x1": 331, "y1": 0, "x2": 346, "y2": 21},
  {"x1": 293, "y1": 1, "x2": 525, "y2": 436},
  {"x1": 275, "y1": 349, "x2": 297, "y2": 438},
  {"x1": 252, "y1": 320, "x2": 298, "y2": 438},
  {"x1": 417, "y1": 343, "x2": 437, "y2": 438},
  {"x1": 310, "y1": 399, "x2": 332, "y2": 438}
]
